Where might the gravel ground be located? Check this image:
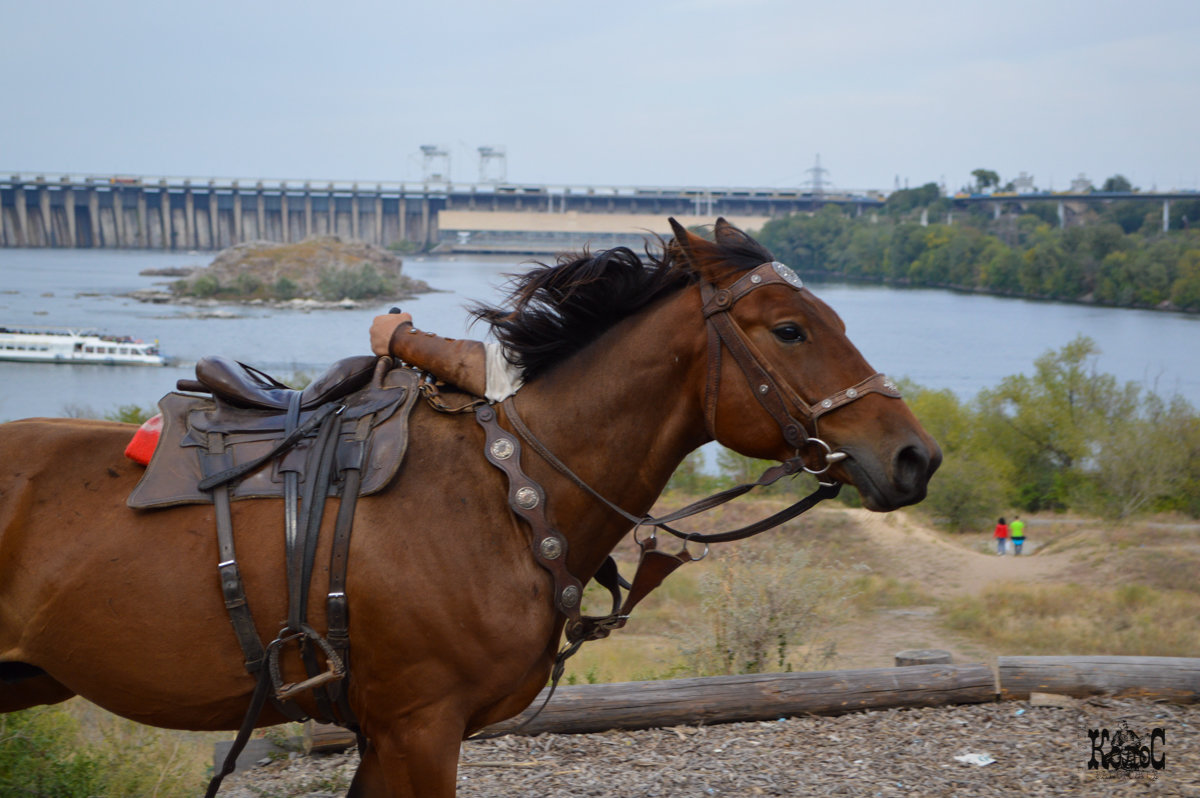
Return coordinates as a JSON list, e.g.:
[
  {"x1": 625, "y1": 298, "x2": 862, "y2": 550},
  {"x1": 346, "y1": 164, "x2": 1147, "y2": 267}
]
[{"x1": 220, "y1": 698, "x2": 1197, "y2": 797}]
